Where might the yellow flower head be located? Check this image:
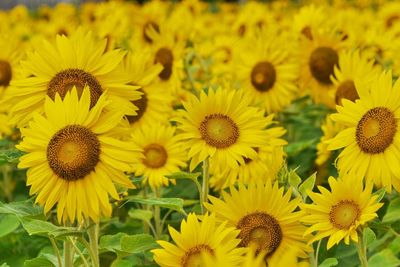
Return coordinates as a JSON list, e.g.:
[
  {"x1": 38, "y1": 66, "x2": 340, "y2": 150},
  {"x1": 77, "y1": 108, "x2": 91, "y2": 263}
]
[
  {"x1": 17, "y1": 88, "x2": 141, "y2": 223},
  {"x1": 205, "y1": 181, "x2": 311, "y2": 259},
  {"x1": 234, "y1": 29, "x2": 299, "y2": 113},
  {"x1": 302, "y1": 175, "x2": 383, "y2": 249},
  {"x1": 7, "y1": 28, "x2": 141, "y2": 126},
  {"x1": 210, "y1": 144, "x2": 286, "y2": 191},
  {"x1": 330, "y1": 50, "x2": 379, "y2": 108},
  {"x1": 121, "y1": 49, "x2": 174, "y2": 128},
  {"x1": 131, "y1": 123, "x2": 187, "y2": 190},
  {"x1": 152, "y1": 213, "x2": 245, "y2": 267},
  {"x1": 327, "y1": 70, "x2": 400, "y2": 192},
  {"x1": 175, "y1": 87, "x2": 275, "y2": 171}
]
